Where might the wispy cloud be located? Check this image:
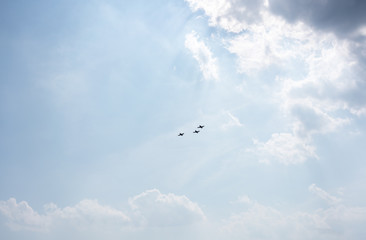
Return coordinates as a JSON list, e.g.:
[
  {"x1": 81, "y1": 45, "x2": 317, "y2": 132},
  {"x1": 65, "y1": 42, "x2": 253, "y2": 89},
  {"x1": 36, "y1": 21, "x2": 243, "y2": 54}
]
[
  {"x1": 221, "y1": 111, "x2": 243, "y2": 130},
  {"x1": 185, "y1": 31, "x2": 219, "y2": 81},
  {"x1": 309, "y1": 184, "x2": 342, "y2": 205}
]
